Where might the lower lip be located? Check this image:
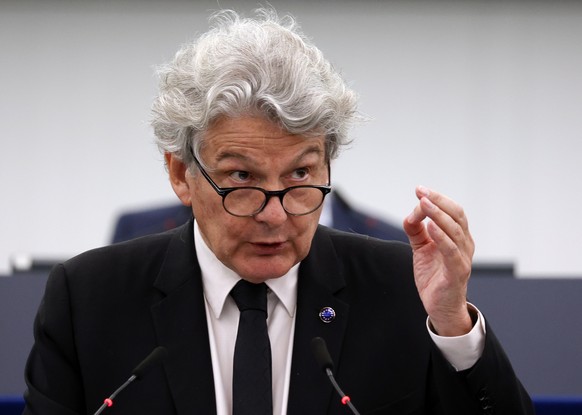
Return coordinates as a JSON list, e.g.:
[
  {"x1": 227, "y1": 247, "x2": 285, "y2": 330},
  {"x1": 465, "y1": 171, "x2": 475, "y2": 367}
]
[{"x1": 250, "y1": 242, "x2": 286, "y2": 255}]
